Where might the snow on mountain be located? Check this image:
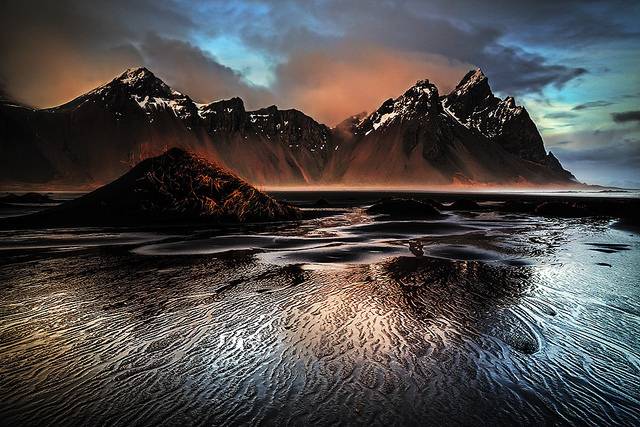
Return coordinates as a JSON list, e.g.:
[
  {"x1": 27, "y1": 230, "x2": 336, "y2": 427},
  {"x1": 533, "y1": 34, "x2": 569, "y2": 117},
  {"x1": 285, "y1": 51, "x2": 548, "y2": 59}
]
[
  {"x1": 355, "y1": 80, "x2": 440, "y2": 136},
  {"x1": 441, "y1": 68, "x2": 553, "y2": 166},
  {"x1": 0, "y1": 66, "x2": 577, "y2": 187}
]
